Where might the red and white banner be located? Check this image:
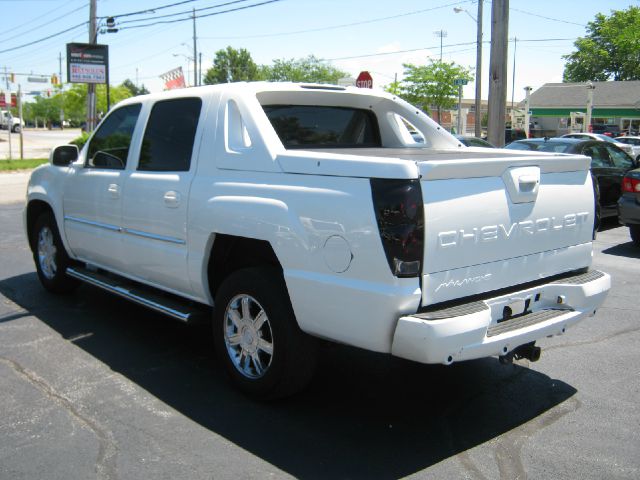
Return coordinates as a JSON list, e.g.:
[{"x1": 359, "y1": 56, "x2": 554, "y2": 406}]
[{"x1": 160, "y1": 67, "x2": 186, "y2": 90}]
